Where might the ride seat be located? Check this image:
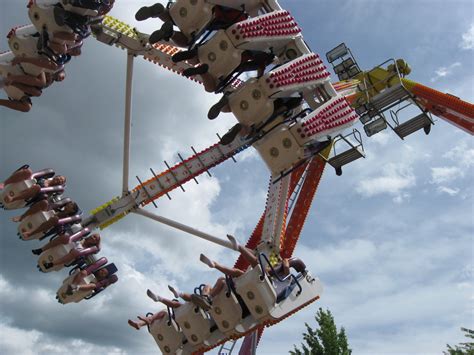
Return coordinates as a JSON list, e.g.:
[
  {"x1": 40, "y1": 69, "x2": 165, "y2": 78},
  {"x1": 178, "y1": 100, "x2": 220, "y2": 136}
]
[
  {"x1": 149, "y1": 313, "x2": 185, "y2": 354},
  {"x1": 28, "y1": 2, "x2": 74, "y2": 37},
  {"x1": 208, "y1": 288, "x2": 243, "y2": 336},
  {"x1": 56, "y1": 257, "x2": 108, "y2": 304},
  {"x1": 37, "y1": 242, "x2": 74, "y2": 272},
  {"x1": 173, "y1": 302, "x2": 212, "y2": 347},
  {"x1": 18, "y1": 210, "x2": 56, "y2": 240},
  {"x1": 169, "y1": 0, "x2": 214, "y2": 39},
  {"x1": 228, "y1": 77, "x2": 274, "y2": 126},
  {"x1": 0, "y1": 52, "x2": 31, "y2": 101},
  {"x1": 233, "y1": 265, "x2": 277, "y2": 321},
  {"x1": 1, "y1": 179, "x2": 36, "y2": 210},
  {"x1": 269, "y1": 271, "x2": 323, "y2": 320},
  {"x1": 57, "y1": 272, "x2": 96, "y2": 304},
  {"x1": 197, "y1": 30, "x2": 243, "y2": 83}
]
